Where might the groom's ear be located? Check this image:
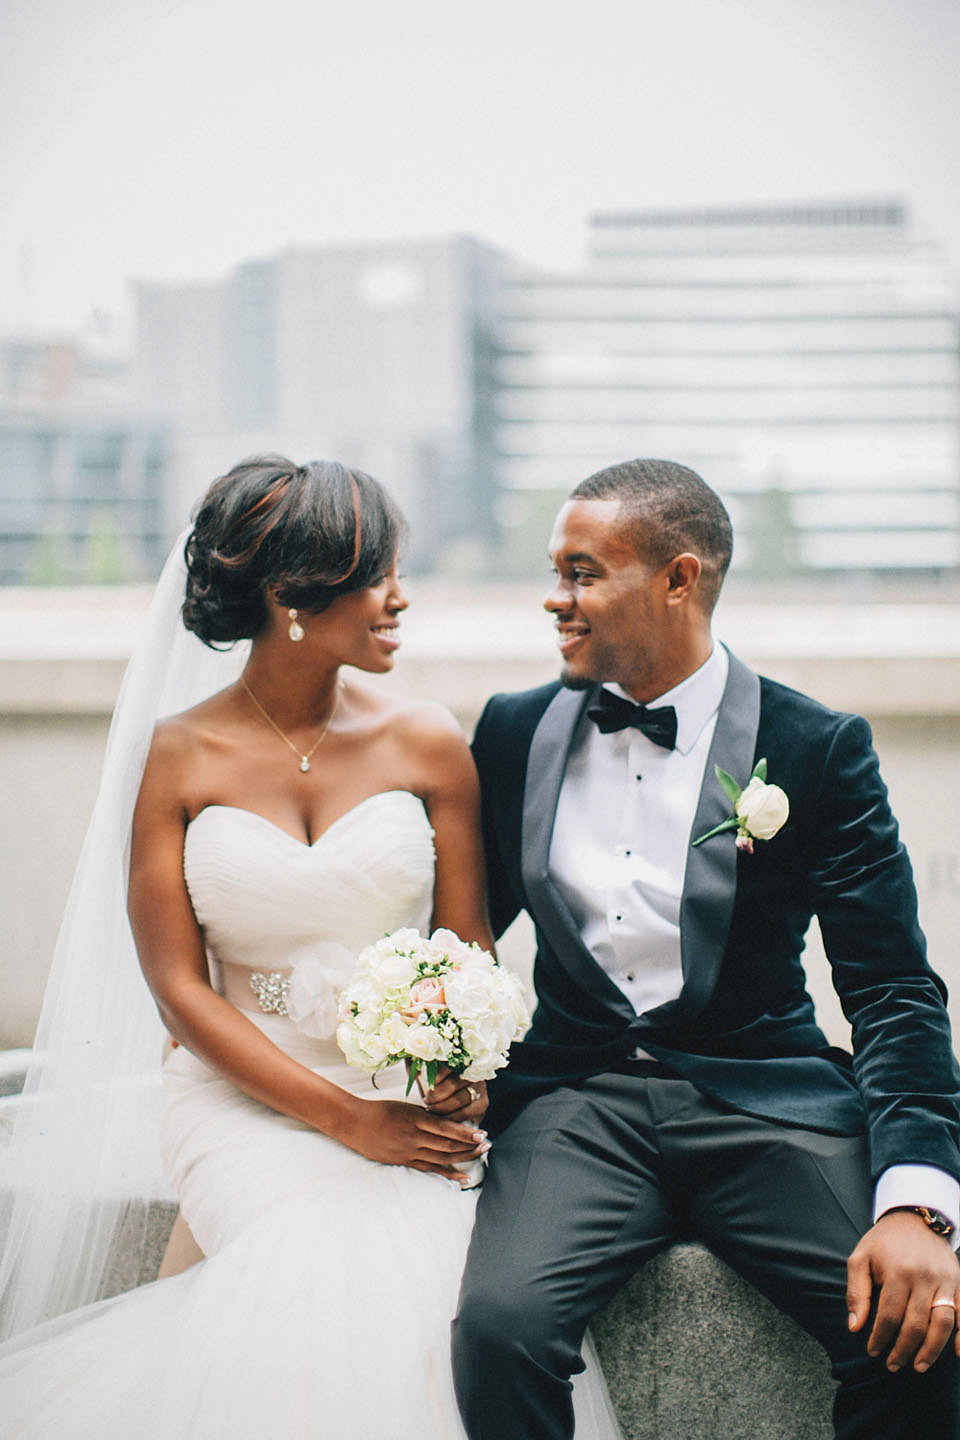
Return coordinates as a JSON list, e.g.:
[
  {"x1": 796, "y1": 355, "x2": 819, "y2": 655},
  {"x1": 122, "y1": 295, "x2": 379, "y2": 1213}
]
[{"x1": 664, "y1": 552, "x2": 702, "y2": 603}]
